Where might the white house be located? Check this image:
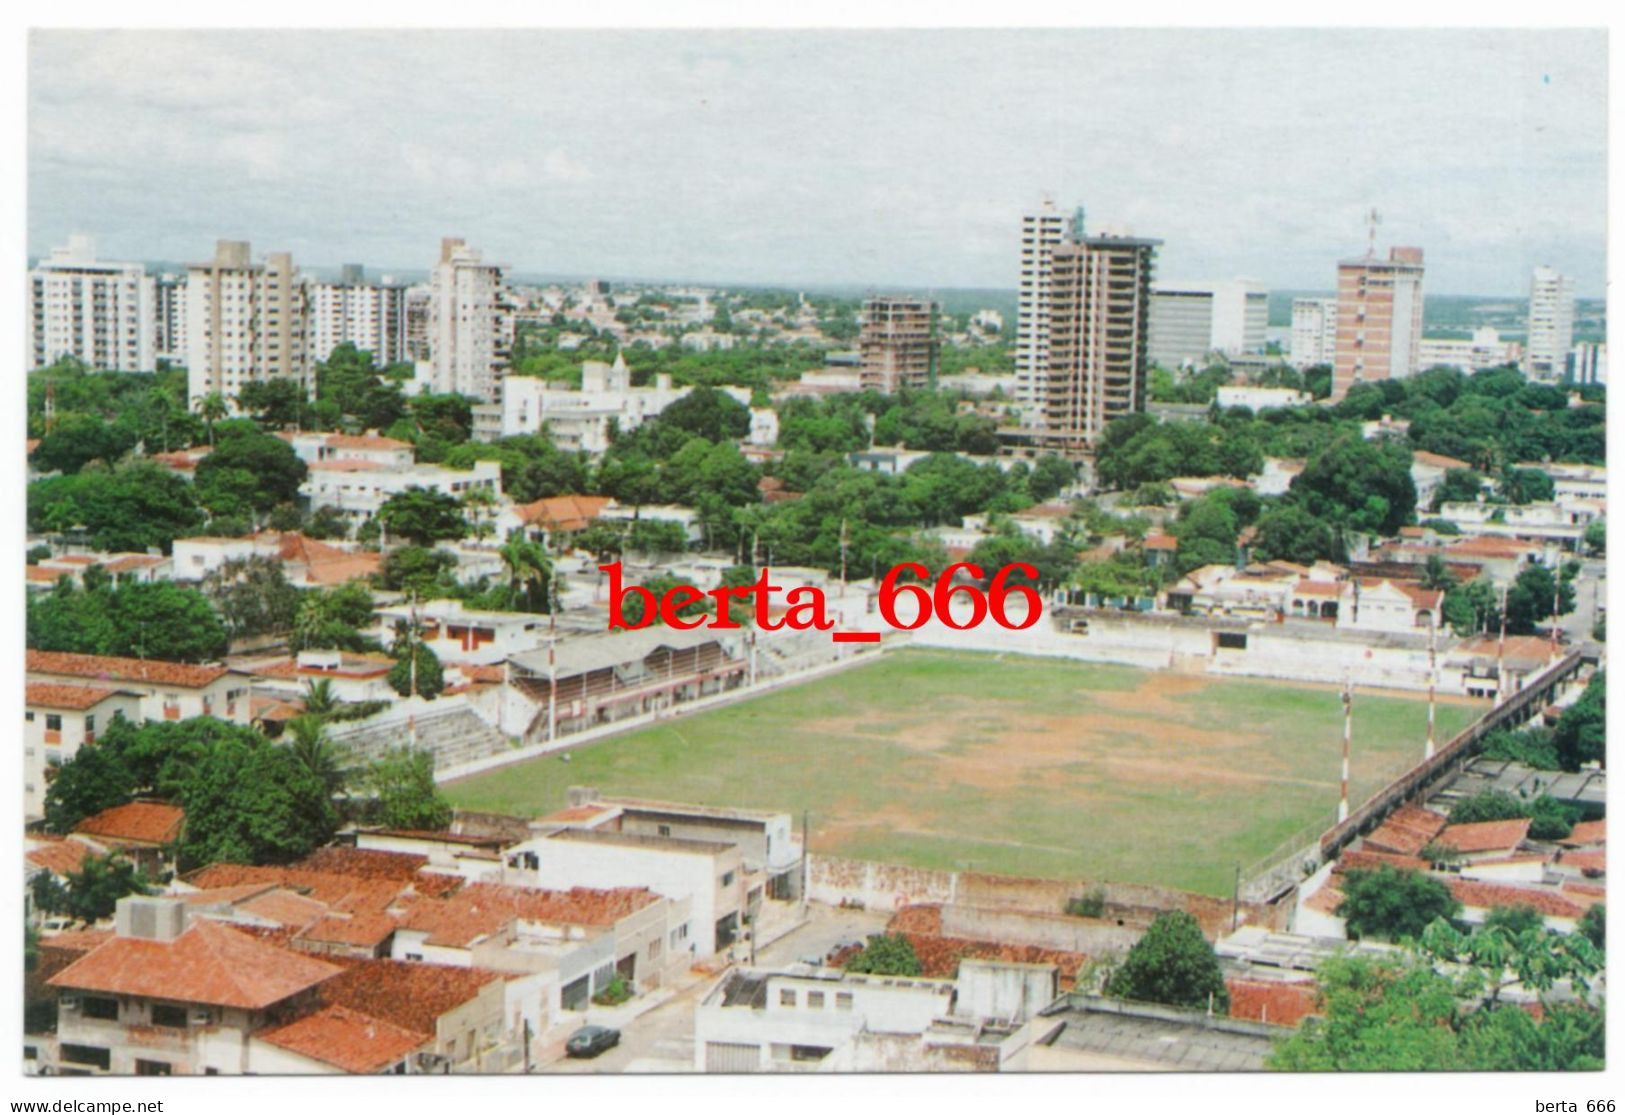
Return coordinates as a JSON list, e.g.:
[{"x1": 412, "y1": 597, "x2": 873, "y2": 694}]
[{"x1": 24, "y1": 684, "x2": 143, "y2": 821}]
